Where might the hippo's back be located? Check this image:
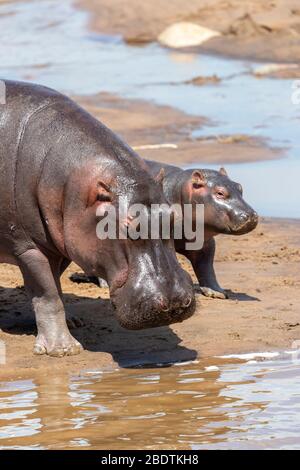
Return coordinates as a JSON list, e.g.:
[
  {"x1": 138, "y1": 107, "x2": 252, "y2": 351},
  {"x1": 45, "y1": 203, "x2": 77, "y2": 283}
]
[
  {"x1": 0, "y1": 81, "x2": 65, "y2": 251},
  {"x1": 0, "y1": 80, "x2": 147, "y2": 257},
  {"x1": 0, "y1": 81, "x2": 63, "y2": 167}
]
